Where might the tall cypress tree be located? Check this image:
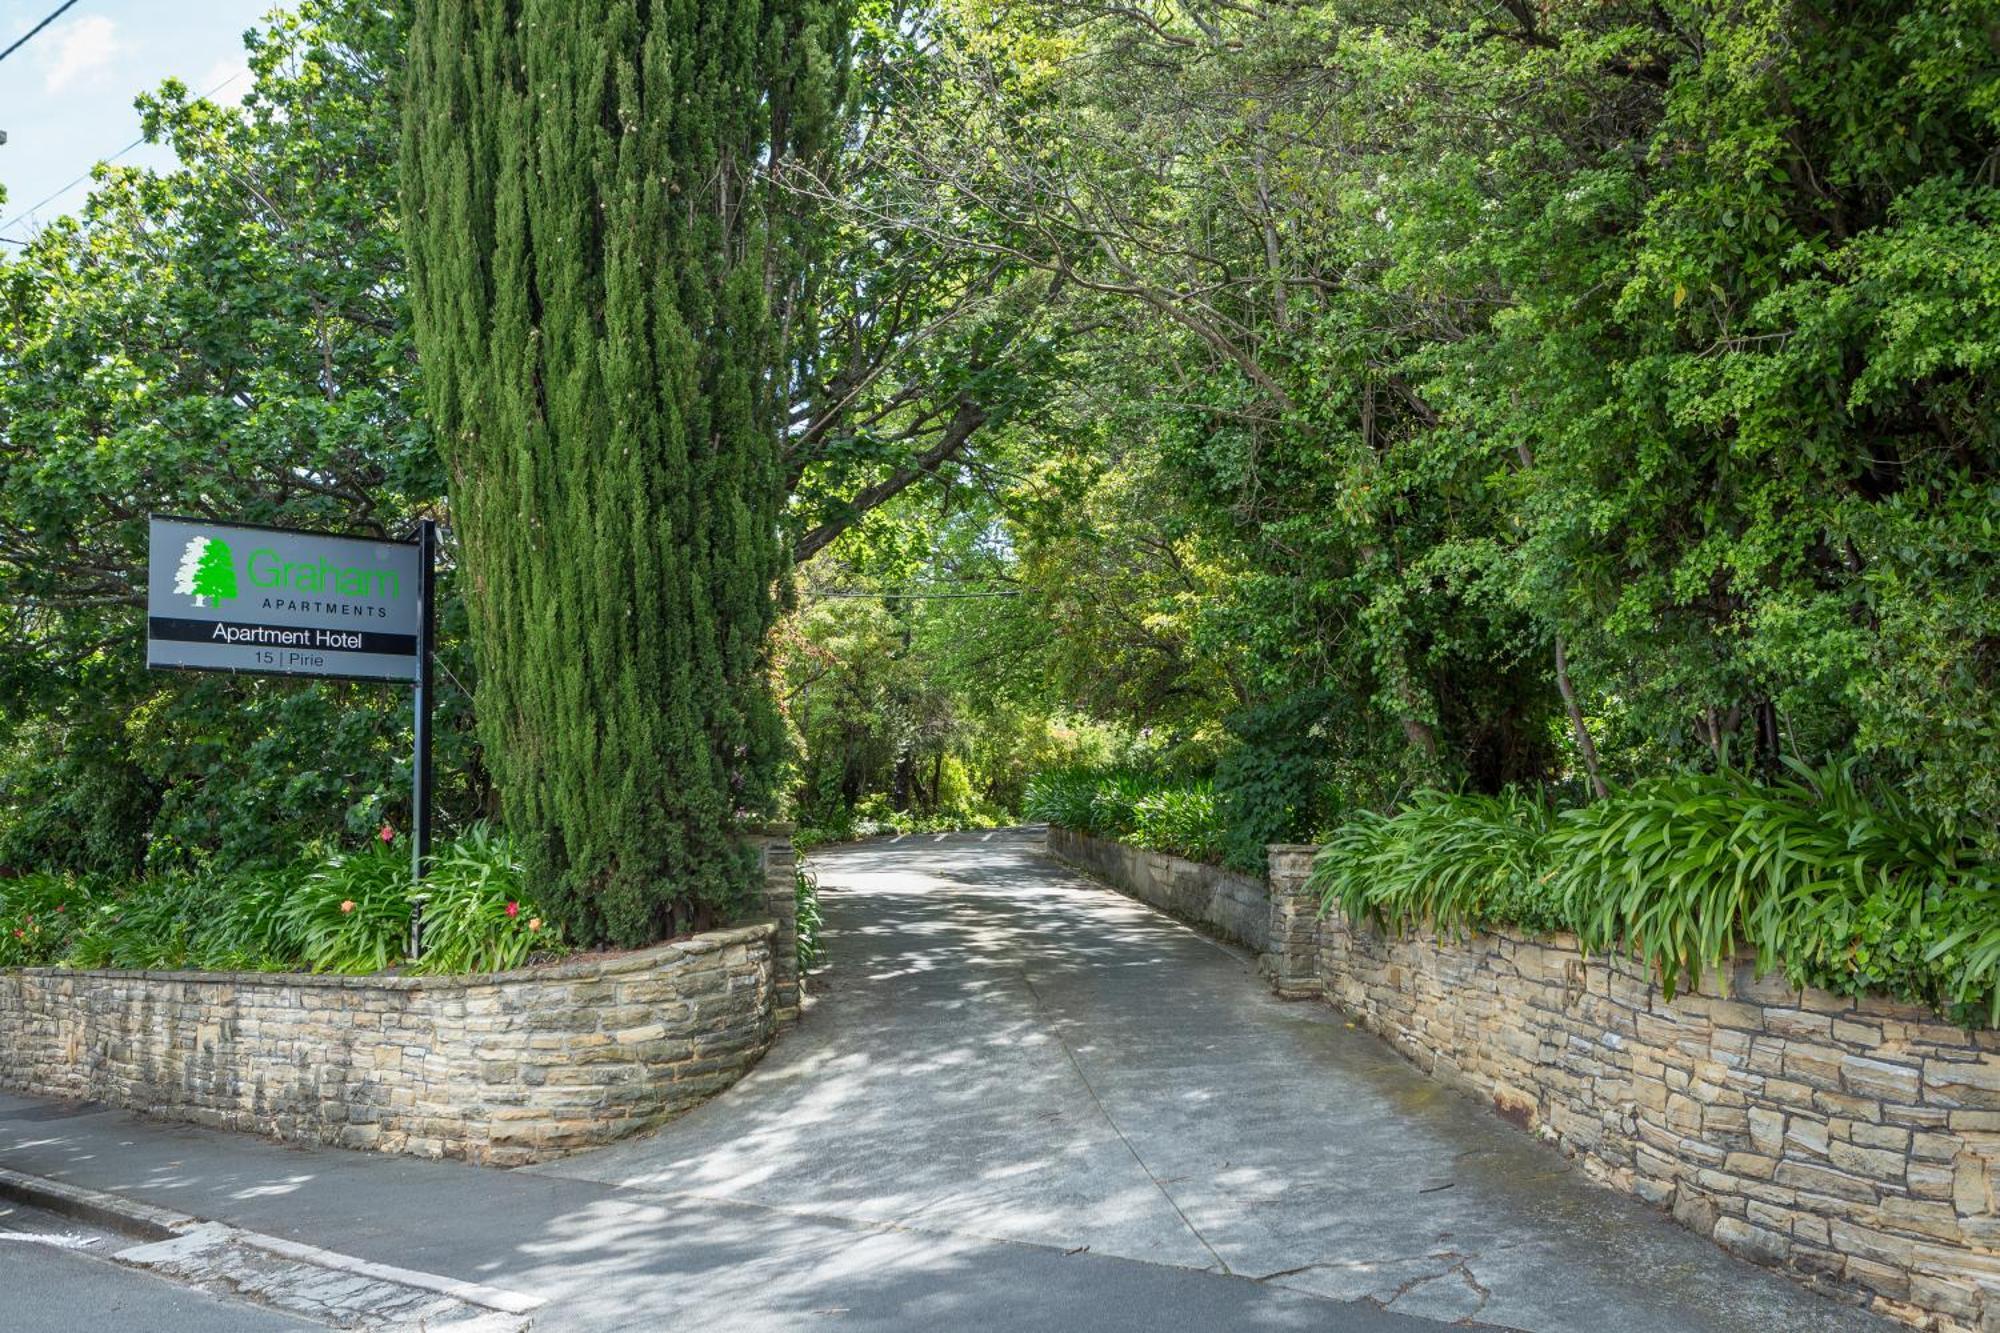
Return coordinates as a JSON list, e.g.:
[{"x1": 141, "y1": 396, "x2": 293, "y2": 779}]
[{"x1": 402, "y1": 0, "x2": 847, "y2": 945}]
